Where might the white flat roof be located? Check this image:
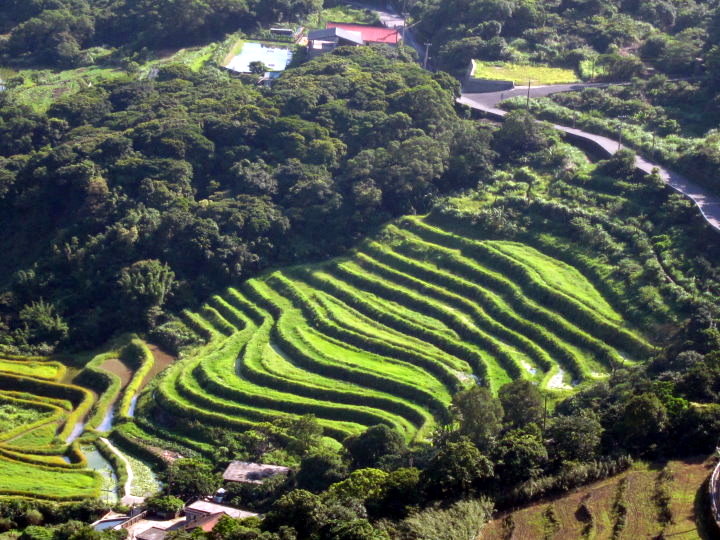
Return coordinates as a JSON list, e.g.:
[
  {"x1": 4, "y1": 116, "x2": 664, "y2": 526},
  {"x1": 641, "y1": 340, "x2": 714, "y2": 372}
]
[{"x1": 185, "y1": 500, "x2": 256, "y2": 519}]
